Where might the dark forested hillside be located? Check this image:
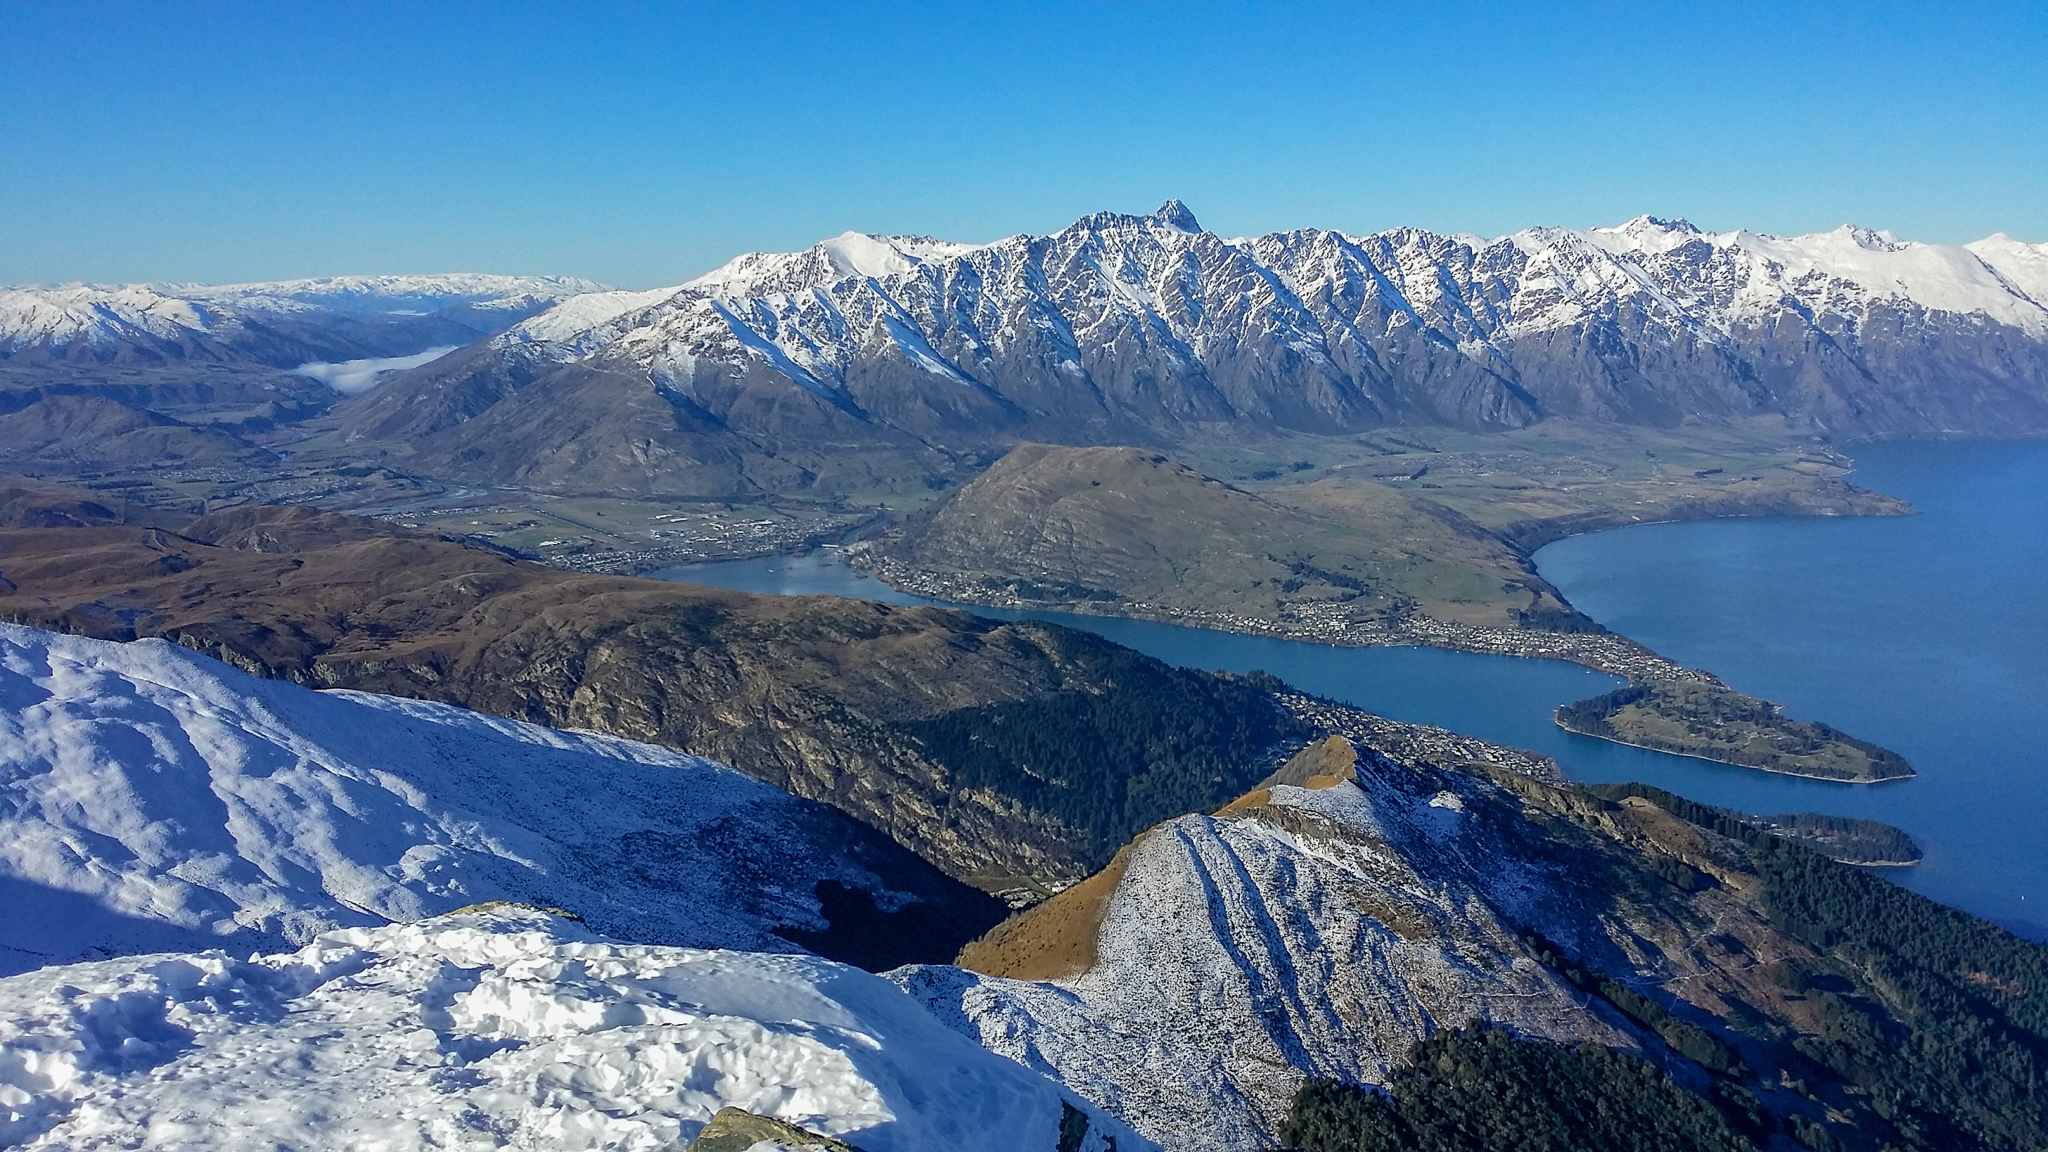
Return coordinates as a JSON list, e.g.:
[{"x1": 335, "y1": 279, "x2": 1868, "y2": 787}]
[
  {"x1": 903, "y1": 658, "x2": 1304, "y2": 868},
  {"x1": 1283, "y1": 1027, "x2": 1754, "y2": 1152},
  {"x1": 1591, "y1": 783, "x2": 2048, "y2": 1151}
]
